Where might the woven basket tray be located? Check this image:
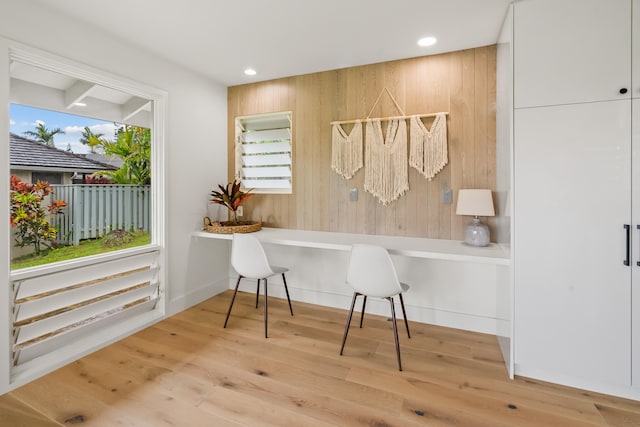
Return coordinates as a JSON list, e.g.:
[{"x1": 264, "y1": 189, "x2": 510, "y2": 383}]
[{"x1": 203, "y1": 217, "x2": 262, "y2": 234}]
